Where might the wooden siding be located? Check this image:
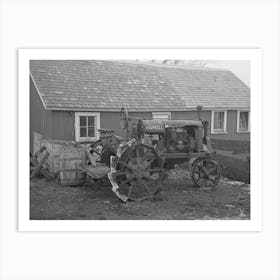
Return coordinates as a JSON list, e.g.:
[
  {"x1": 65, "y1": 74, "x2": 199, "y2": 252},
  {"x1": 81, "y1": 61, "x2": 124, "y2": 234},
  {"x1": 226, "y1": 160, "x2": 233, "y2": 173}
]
[
  {"x1": 172, "y1": 110, "x2": 249, "y2": 141},
  {"x1": 172, "y1": 110, "x2": 210, "y2": 121},
  {"x1": 52, "y1": 111, "x2": 75, "y2": 140},
  {"x1": 31, "y1": 106, "x2": 249, "y2": 144},
  {"x1": 30, "y1": 77, "x2": 54, "y2": 150},
  {"x1": 50, "y1": 111, "x2": 152, "y2": 140},
  {"x1": 100, "y1": 111, "x2": 152, "y2": 138},
  {"x1": 212, "y1": 110, "x2": 250, "y2": 141}
]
